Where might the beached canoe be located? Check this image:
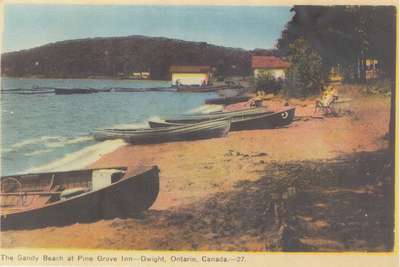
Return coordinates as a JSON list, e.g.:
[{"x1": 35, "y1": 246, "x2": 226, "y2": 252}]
[
  {"x1": 54, "y1": 88, "x2": 96, "y2": 95},
  {"x1": 205, "y1": 96, "x2": 251, "y2": 105},
  {"x1": 228, "y1": 107, "x2": 296, "y2": 131},
  {"x1": 0, "y1": 166, "x2": 160, "y2": 230},
  {"x1": 159, "y1": 107, "x2": 269, "y2": 124},
  {"x1": 93, "y1": 119, "x2": 230, "y2": 144},
  {"x1": 149, "y1": 108, "x2": 295, "y2": 131}
]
